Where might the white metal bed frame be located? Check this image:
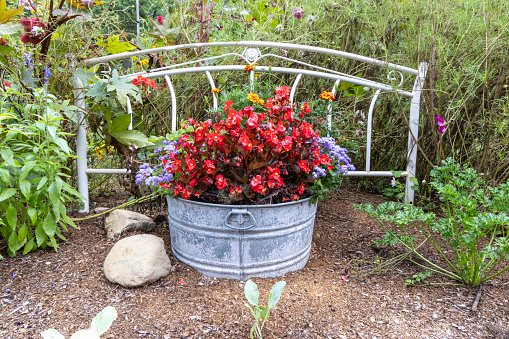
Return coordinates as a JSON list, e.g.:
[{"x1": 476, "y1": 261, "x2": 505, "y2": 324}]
[{"x1": 74, "y1": 41, "x2": 428, "y2": 213}]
